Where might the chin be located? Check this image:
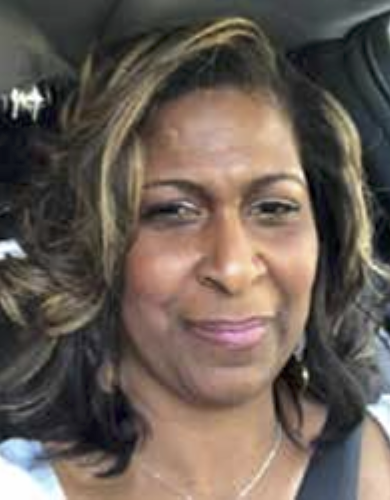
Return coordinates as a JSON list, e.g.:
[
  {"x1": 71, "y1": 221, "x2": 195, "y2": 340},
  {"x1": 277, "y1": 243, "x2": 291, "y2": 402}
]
[{"x1": 180, "y1": 367, "x2": 273, "y2": 409}]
